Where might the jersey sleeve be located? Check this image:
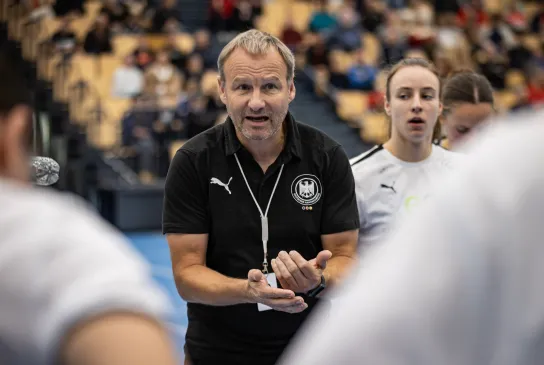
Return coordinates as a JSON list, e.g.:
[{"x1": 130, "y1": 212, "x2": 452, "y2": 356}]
[
  {"x1": 320, "y1": 146, "x2": 360, "y2": 234},
  {"x1": 162, "y1": 148, "x2": 209, "y2": 234},
  {"x1": 0, "y1": 196, "x2": 172, "y2": 365},
  {"x1": 355, "y1": 186, "x2": 369, "y2": 247}
]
